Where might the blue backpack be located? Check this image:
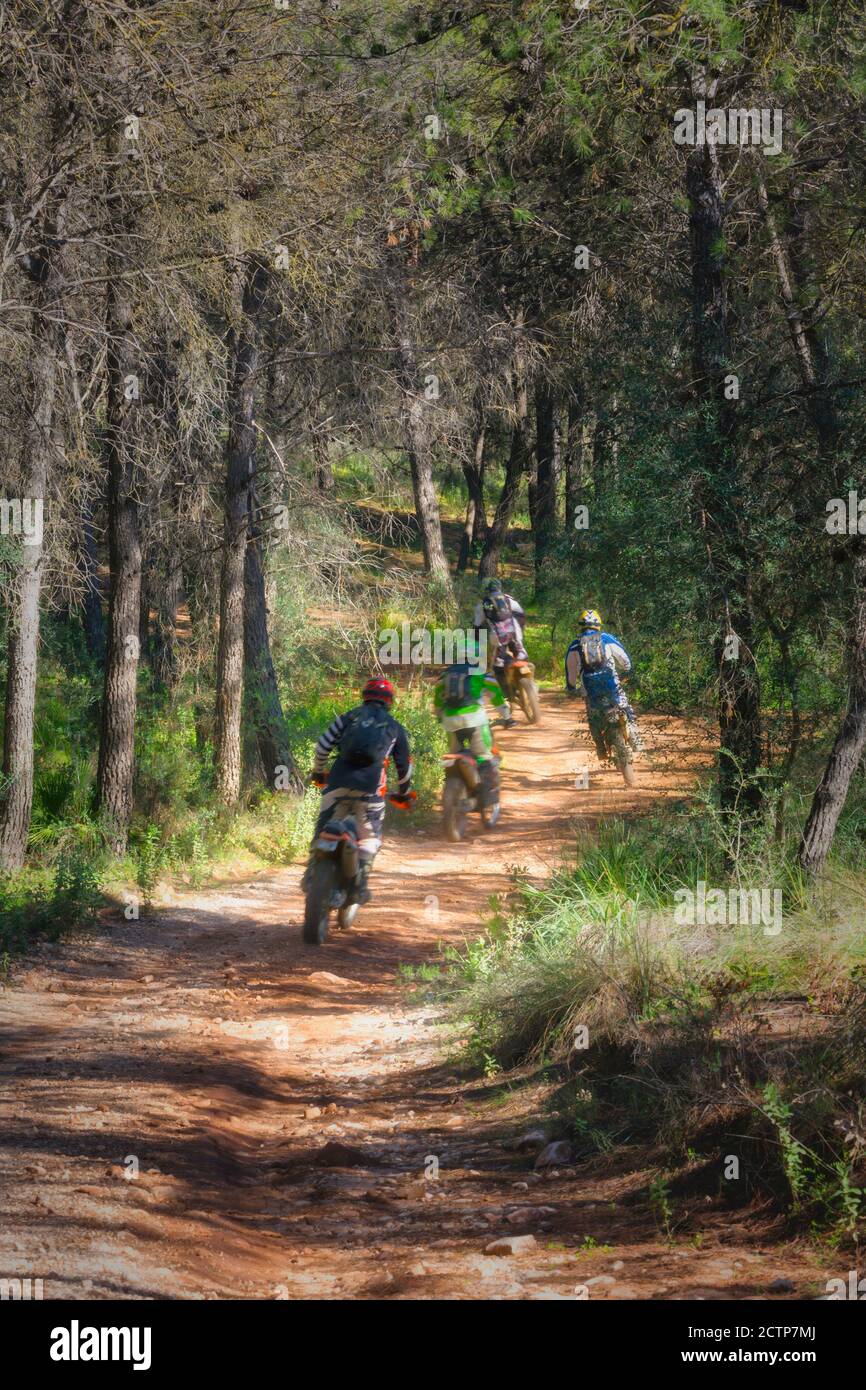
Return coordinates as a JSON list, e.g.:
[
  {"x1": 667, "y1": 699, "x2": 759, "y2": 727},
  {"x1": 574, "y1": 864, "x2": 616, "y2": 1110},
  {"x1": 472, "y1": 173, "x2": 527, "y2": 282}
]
[{"x1": 578, "y1": 633, "x2": 619, "y2": 706}]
